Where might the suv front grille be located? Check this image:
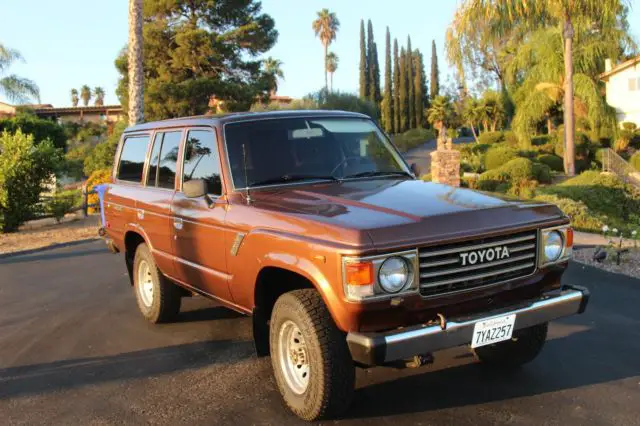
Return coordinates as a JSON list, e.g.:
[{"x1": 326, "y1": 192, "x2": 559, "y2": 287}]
[{"x1": 418, "y1": 230, "x2": 538, "y2": 297}]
